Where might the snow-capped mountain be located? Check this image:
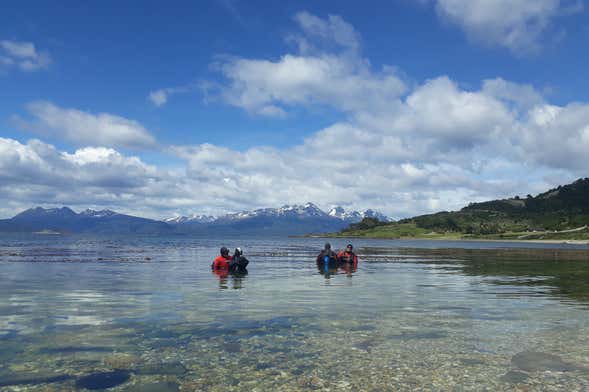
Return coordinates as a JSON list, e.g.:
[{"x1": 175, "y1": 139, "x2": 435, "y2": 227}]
[
  {"x1": 328, "y1": 206, "x2": 391, "y2": 222},
  {"x1": 164, "y1": 214, "x2": 216, "y2": 224},
  {"x1": 221, "y1": 202, "x2": 327, "y2": 221},
  {"x1": 79, "y1": 209, "x2": 119, "y2": 218},
  {"x1": 168, "y1": 202, "x2": 341, "y2": 236},
  {"x1": 362, "y1": 209, "x2": 391, "y2": 222},
  {"x1": 1, "y1": 203, "x2": 390, "y2": 235},
  {"x1": 164, "y1": 203, "x2": 390, "y2": 236},
  {"x1": 168, "y1": 203, "x2": 390, "y2": 226},
  {"x1": 328, "y1": 206, "x2": 362, "y2": 221}
]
